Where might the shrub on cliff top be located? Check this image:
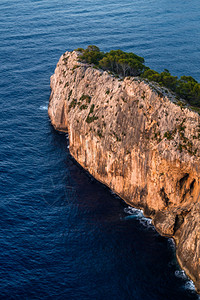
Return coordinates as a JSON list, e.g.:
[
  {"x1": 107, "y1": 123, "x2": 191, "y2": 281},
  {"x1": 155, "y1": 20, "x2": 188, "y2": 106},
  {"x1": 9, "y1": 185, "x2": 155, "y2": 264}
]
[
  {"x1": 76, "y1": 45, "x2": 200, "y2": 108},
  {"x1": 78, "y1": 45, "x2": 145, "y2": 77},
  {"x1": 142, "y1": 69, "x2": 200, "y2": 107},
  {"x1": 78, "y1": 45, "x2": 104, "y2": 65}
]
